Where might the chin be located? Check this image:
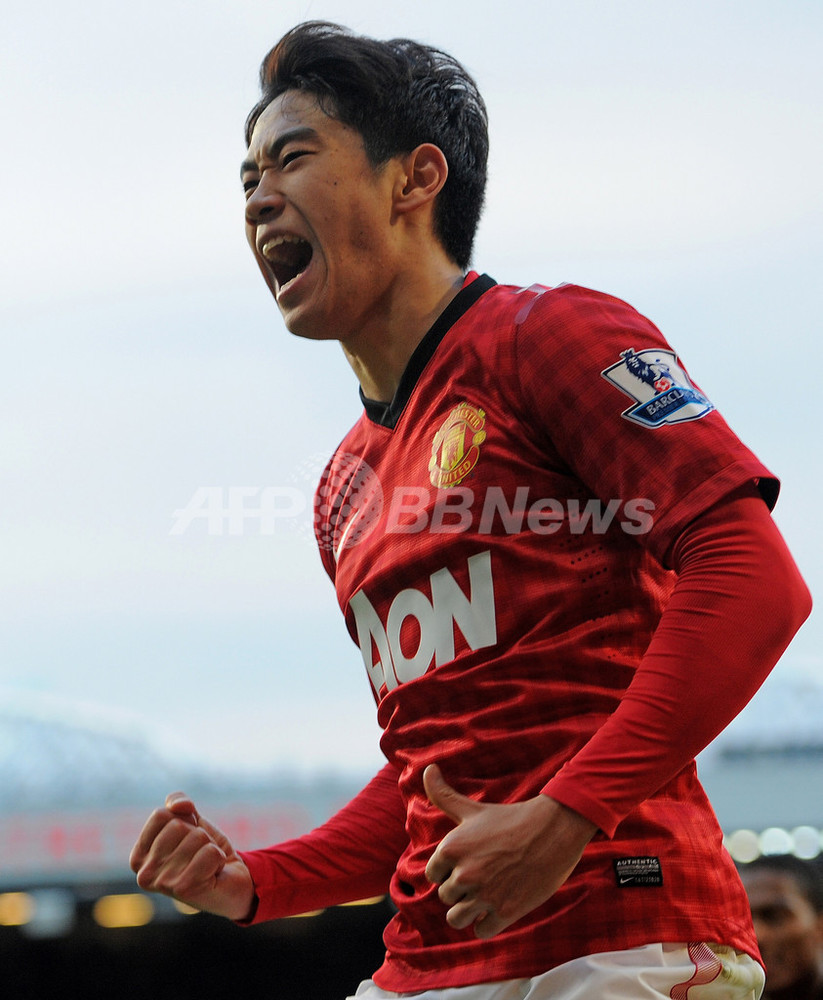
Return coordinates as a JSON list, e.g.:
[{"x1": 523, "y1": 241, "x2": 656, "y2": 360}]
[{"x1": 281, "y1": 309, "x2": 341, "y2": 343}]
